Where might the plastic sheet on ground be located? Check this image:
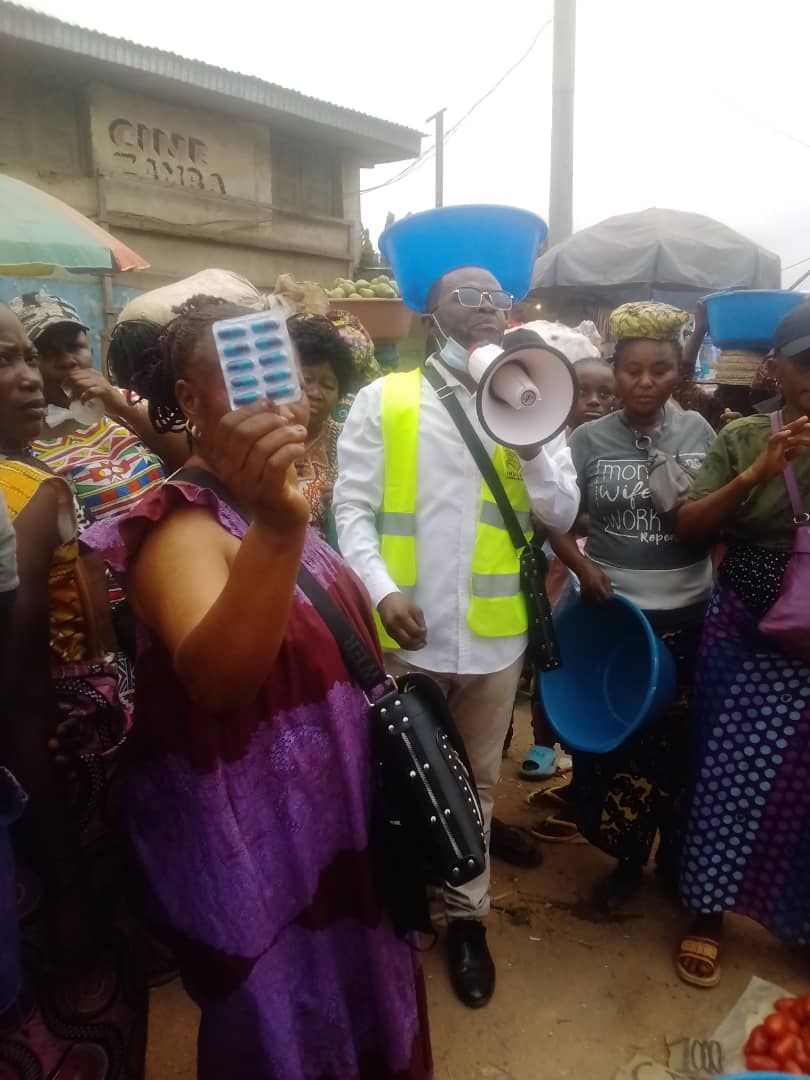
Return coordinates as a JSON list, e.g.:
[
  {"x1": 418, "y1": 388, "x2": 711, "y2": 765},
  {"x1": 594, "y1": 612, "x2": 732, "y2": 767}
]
[{"x1": 613, "y1": 976, "x2": 790, "y2": 1078}]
